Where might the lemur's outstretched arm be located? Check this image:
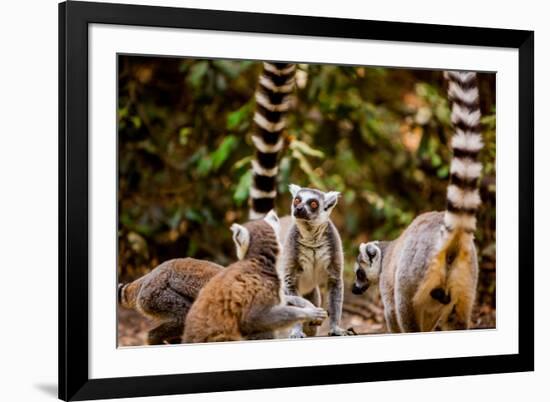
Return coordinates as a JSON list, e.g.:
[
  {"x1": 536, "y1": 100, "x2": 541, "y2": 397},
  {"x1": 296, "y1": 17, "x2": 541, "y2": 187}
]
[
  {"x1": 285, "y1": 295, "x2": 312, "y2": 308},
  {"x1": 241, "y1": 305, "x2": 327, "y2": 334}
]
